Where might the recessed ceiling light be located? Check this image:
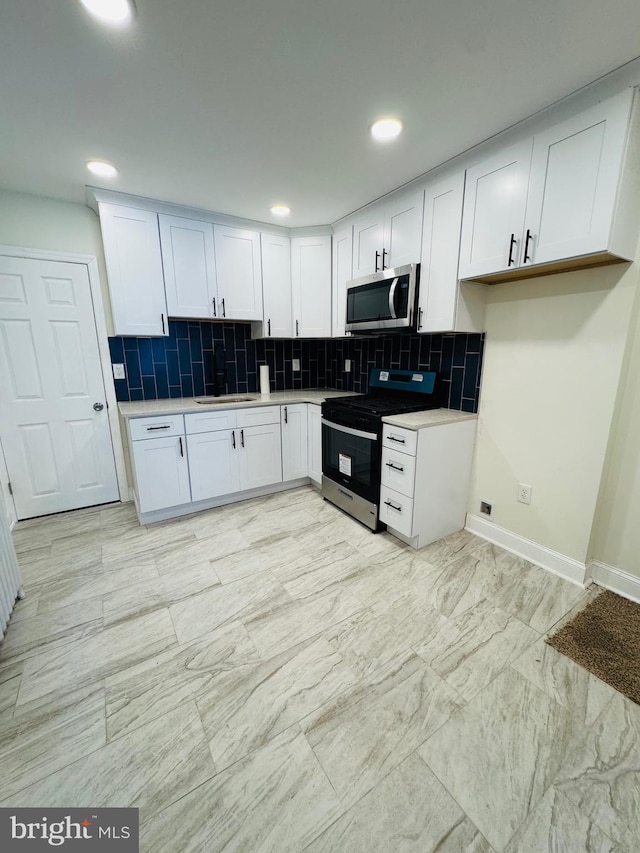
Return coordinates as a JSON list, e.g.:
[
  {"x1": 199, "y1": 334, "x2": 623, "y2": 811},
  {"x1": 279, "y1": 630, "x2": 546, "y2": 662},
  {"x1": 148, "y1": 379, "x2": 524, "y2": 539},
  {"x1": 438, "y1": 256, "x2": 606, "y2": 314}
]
[
  {"x1": 370, "y1": 118, "x2": 403, "y2": 142},
  {"x1": 270, "y1": 205, "x2": 291, "y2": 216},
  {"x1": 79, "y1": 0, "x2": 133, "y2": 25},
  {"x1": 86, "y1": 160, "x2": 119, "y2": 178}
]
